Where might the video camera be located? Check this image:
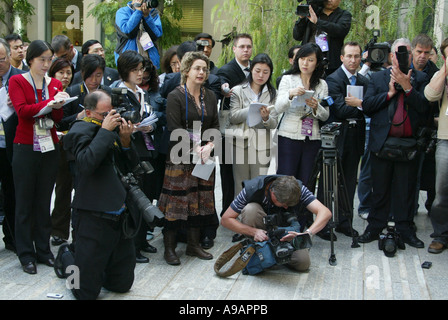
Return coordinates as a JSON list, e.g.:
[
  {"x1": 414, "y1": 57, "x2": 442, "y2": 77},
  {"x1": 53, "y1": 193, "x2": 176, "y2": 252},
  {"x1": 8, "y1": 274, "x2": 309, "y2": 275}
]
[
  {"x1": 296, "y1": 0, "x2": 325, "y2": 16},
  {"x1": 196, "y1": 39, "x2": 211, "y2": 52},
  {"x1": 320, "y1": 122, "x2": 341, "y2": 149},
  {"x1": 134, "y1": 0, "x2": 159, "y2": 8},
  {"x1": 110, "y1": 87, "x2": 142, "y2": 124},
  {"x1": 263, "y1": 212, "x2": 312, "y2": 265},
  {"x1": 363, "y1": 30, "x2": 390, "y2": 70}
]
